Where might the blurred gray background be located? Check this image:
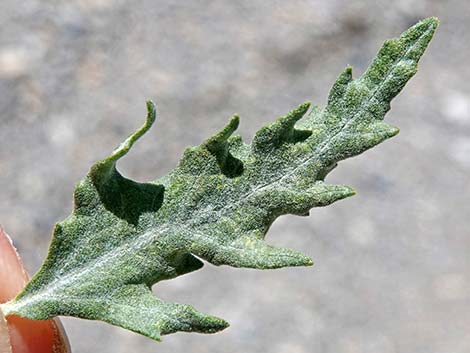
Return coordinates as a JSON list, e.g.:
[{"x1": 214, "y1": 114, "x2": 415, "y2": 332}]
[{"x1": 0, "y1": 1, "x2": 469, "y2": 352}]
